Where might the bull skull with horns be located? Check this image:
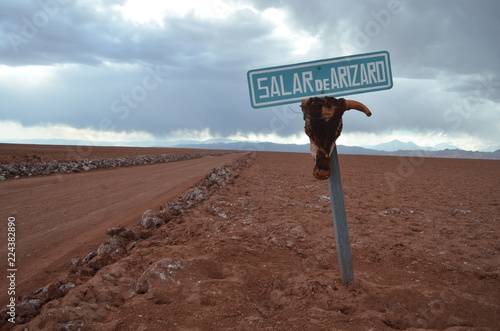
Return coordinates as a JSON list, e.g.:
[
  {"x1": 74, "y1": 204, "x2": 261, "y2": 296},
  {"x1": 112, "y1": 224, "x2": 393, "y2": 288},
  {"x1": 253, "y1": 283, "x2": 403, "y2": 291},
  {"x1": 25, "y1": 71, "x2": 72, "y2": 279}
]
[{"x1": 300, "y1": 96, "x2": 372, "y2": 180}]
